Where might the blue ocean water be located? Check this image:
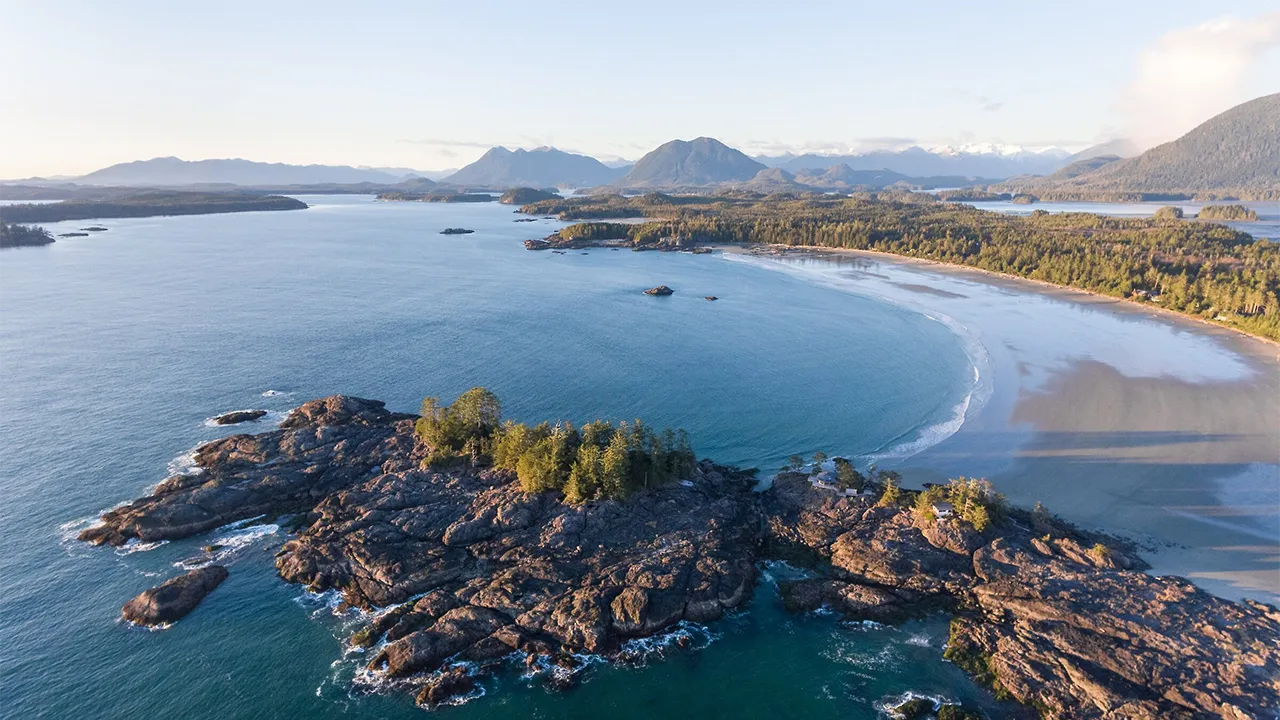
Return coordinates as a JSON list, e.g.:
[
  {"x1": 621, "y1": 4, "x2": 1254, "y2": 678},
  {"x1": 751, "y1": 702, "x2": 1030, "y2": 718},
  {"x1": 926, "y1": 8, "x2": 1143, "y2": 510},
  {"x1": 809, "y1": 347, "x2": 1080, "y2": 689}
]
[{"x1": 0, "y1": 196, "x2": 1000, "y2": 717}]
